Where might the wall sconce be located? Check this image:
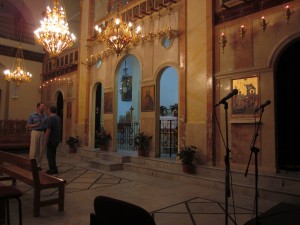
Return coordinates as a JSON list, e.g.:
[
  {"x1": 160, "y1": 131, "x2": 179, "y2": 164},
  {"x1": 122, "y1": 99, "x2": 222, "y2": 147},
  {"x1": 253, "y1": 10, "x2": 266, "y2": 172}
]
[
  {"x1": 219, "y1": 32, "x2": 227, "y2": 53},
  {"x1": 284, "y1": 5, "x2": 294, "y2": 24},
  {"x1": 239, "y1": 25, "x2": 247, "y2": 38},
  {"x1": 260, "y1": 16, "x2": 268, "y2": 32}
]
